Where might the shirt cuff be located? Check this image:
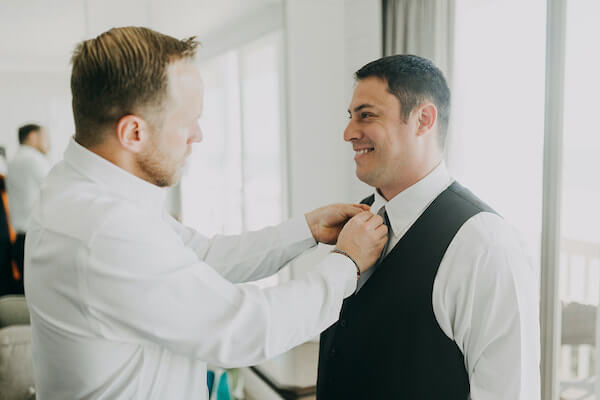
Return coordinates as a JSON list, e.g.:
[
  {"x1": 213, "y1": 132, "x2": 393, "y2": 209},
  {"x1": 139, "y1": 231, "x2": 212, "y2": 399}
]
[
  {"x1": 277, "y1": 216, "x2": 318, "y2": 249},
  {"x1": 322, "y1": 252, "x2": 358, "y2": 297}
]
